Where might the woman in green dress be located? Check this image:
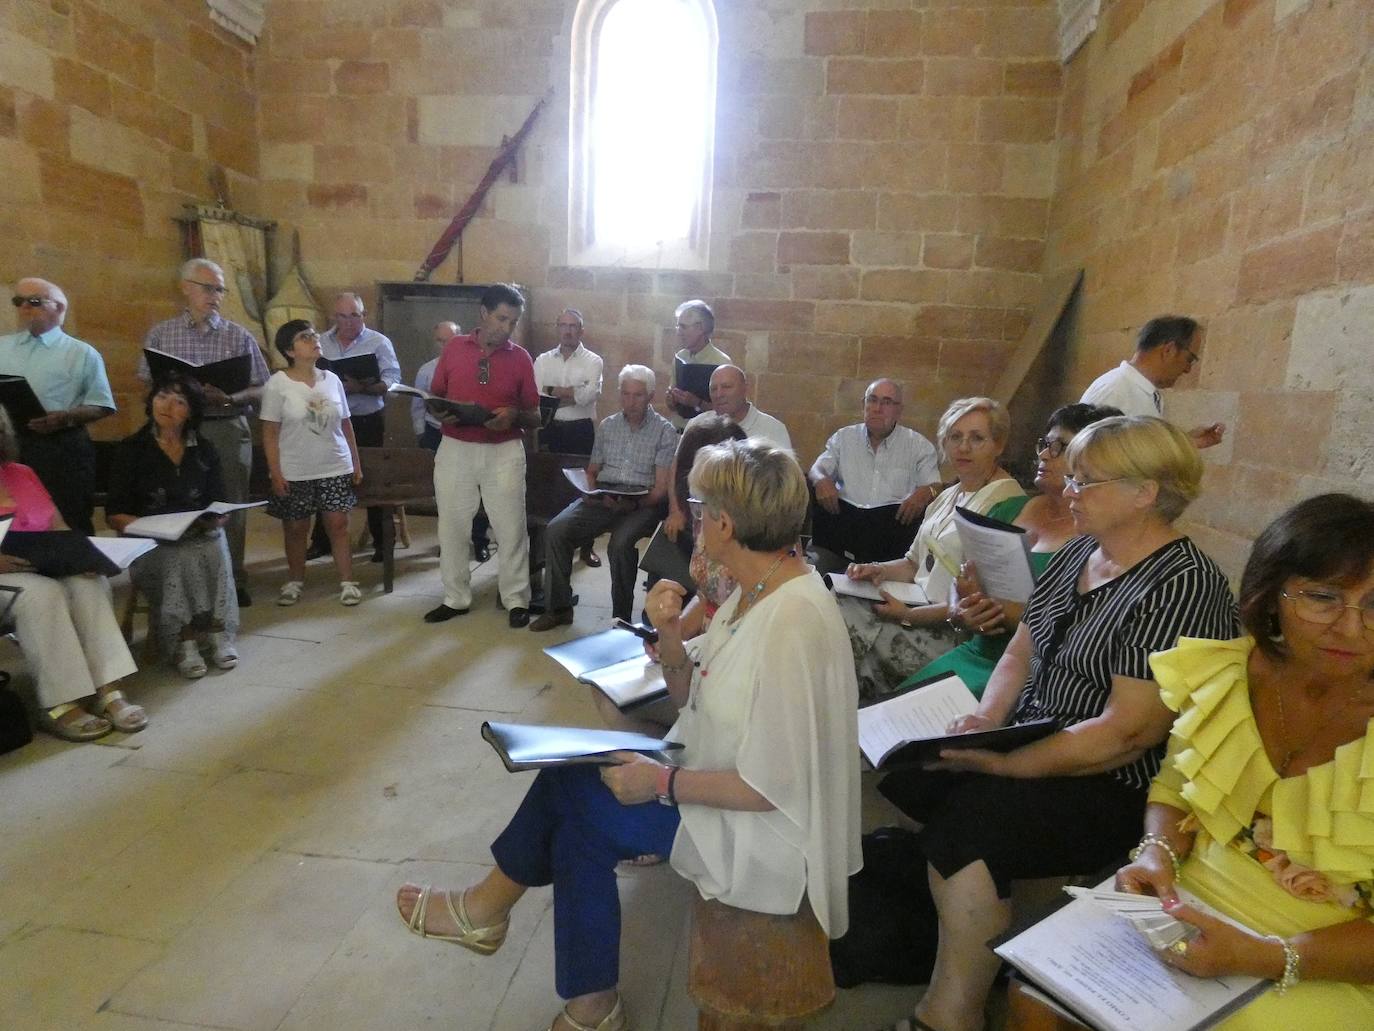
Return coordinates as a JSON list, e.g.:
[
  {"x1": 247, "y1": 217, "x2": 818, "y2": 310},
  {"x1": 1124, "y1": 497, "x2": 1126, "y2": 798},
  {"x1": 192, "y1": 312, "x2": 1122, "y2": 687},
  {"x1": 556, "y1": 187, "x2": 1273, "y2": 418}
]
[{"x1": 897, "y1": 402, "x2": 1122, "y2": 699}]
